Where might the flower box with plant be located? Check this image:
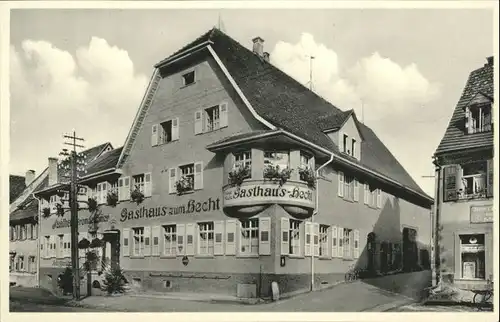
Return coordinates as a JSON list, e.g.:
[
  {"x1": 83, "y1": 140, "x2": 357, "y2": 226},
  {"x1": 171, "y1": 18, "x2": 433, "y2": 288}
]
[
  {"x1": 228, "y1": 165, "x2": 251, "y2": 187},
  {"x1": 87, "y1": 197, "x2": 98, "y2": 212},
  {"x1": 107, "y1": 190, "x2": 119, "y2": 207},
  {"x1": 263, "y1": 165, "x2": 293, "y2": 186},
  {"x1": 298, "y1": 165, "x2": 316, "y2": 189},
  {"x1": 176, "y1": 176, "x2": 194, "y2": 195},
  {"x1": 42, "y1": 207, "x2": 51, "y2": 218},
  {"x1": 130, "y1": 186, "x2": 145, "y2": 204}
]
